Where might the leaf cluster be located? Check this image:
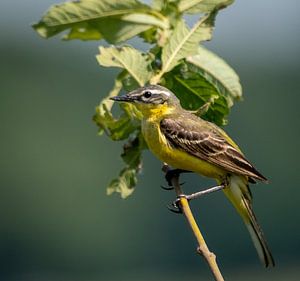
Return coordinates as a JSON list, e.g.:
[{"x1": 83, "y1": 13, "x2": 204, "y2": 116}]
[{"x1": 33, "y1": 0, "x2": 242, "y2": 198}]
